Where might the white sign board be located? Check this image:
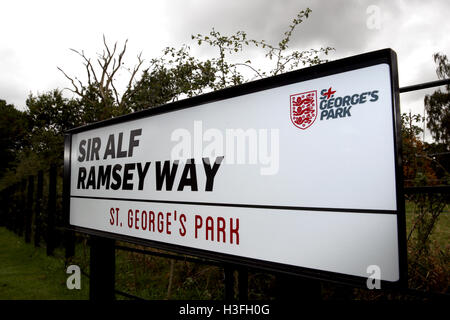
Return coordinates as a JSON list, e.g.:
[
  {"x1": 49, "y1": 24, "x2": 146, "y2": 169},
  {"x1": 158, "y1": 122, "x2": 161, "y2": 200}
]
[{"x1": 64, "y1": 49, "x2": 406, "y2": 286}]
